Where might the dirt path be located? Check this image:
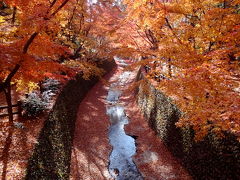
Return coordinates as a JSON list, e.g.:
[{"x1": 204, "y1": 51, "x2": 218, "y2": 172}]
[{"x1": 70, "y1": 60, "x2": 191, "y2": 180}]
